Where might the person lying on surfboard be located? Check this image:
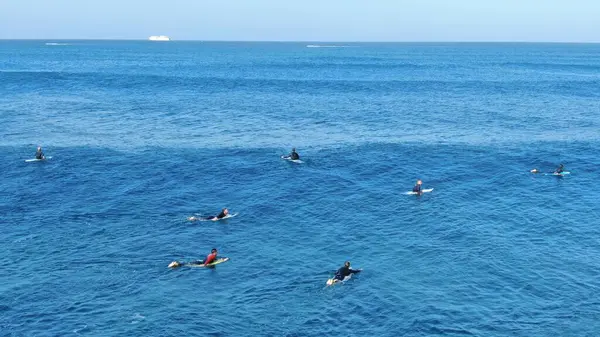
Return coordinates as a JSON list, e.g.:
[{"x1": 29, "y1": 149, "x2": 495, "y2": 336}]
[
  {"x1": 554, "y1": 164, "x2": 564, "y2": 174},
  {"x1": 412, "y1": 180, "x2": 423, "y2": 194},
  {"x1": 188, "y1": 208, "x2": 229, "y2": 221},
  {"x1": 333, "y1": 261, "x2": 361, "y2": 282},
  {"x1": 35, "y1": 146, "x2": 45, "y2": 160},
  {"x1": 282, "y1": 148, "x2": 300, "y2": 160},
  {"x1": 168, "y1": 248, "x2": 218, "y2": 268}
]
